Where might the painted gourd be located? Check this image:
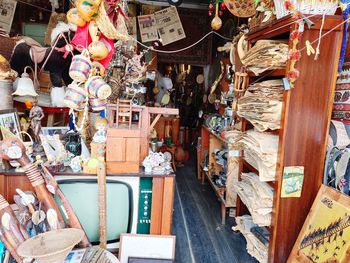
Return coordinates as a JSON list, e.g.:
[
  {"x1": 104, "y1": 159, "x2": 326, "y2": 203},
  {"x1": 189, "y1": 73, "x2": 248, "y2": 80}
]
[
  {"x1": 76, "y1": 0, "x2": 99, "y2": 22},
  {"x1": 88, "y1": 41, "x2": 109, "y2": 61},
  {"x1": 67, "y1": 8, "x2": 86, "y2": 27}
]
